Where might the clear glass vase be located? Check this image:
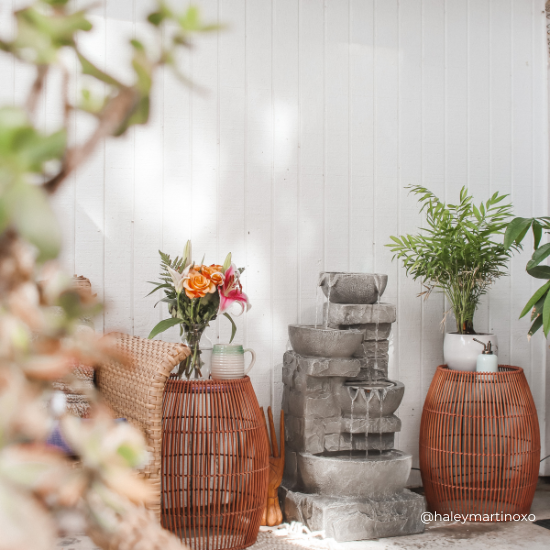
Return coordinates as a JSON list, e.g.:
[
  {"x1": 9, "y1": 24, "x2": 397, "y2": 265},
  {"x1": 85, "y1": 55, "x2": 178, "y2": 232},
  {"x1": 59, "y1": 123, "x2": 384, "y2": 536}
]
[{"x1": 175, "y1": 324, "x2": 213, "y2": 379}]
